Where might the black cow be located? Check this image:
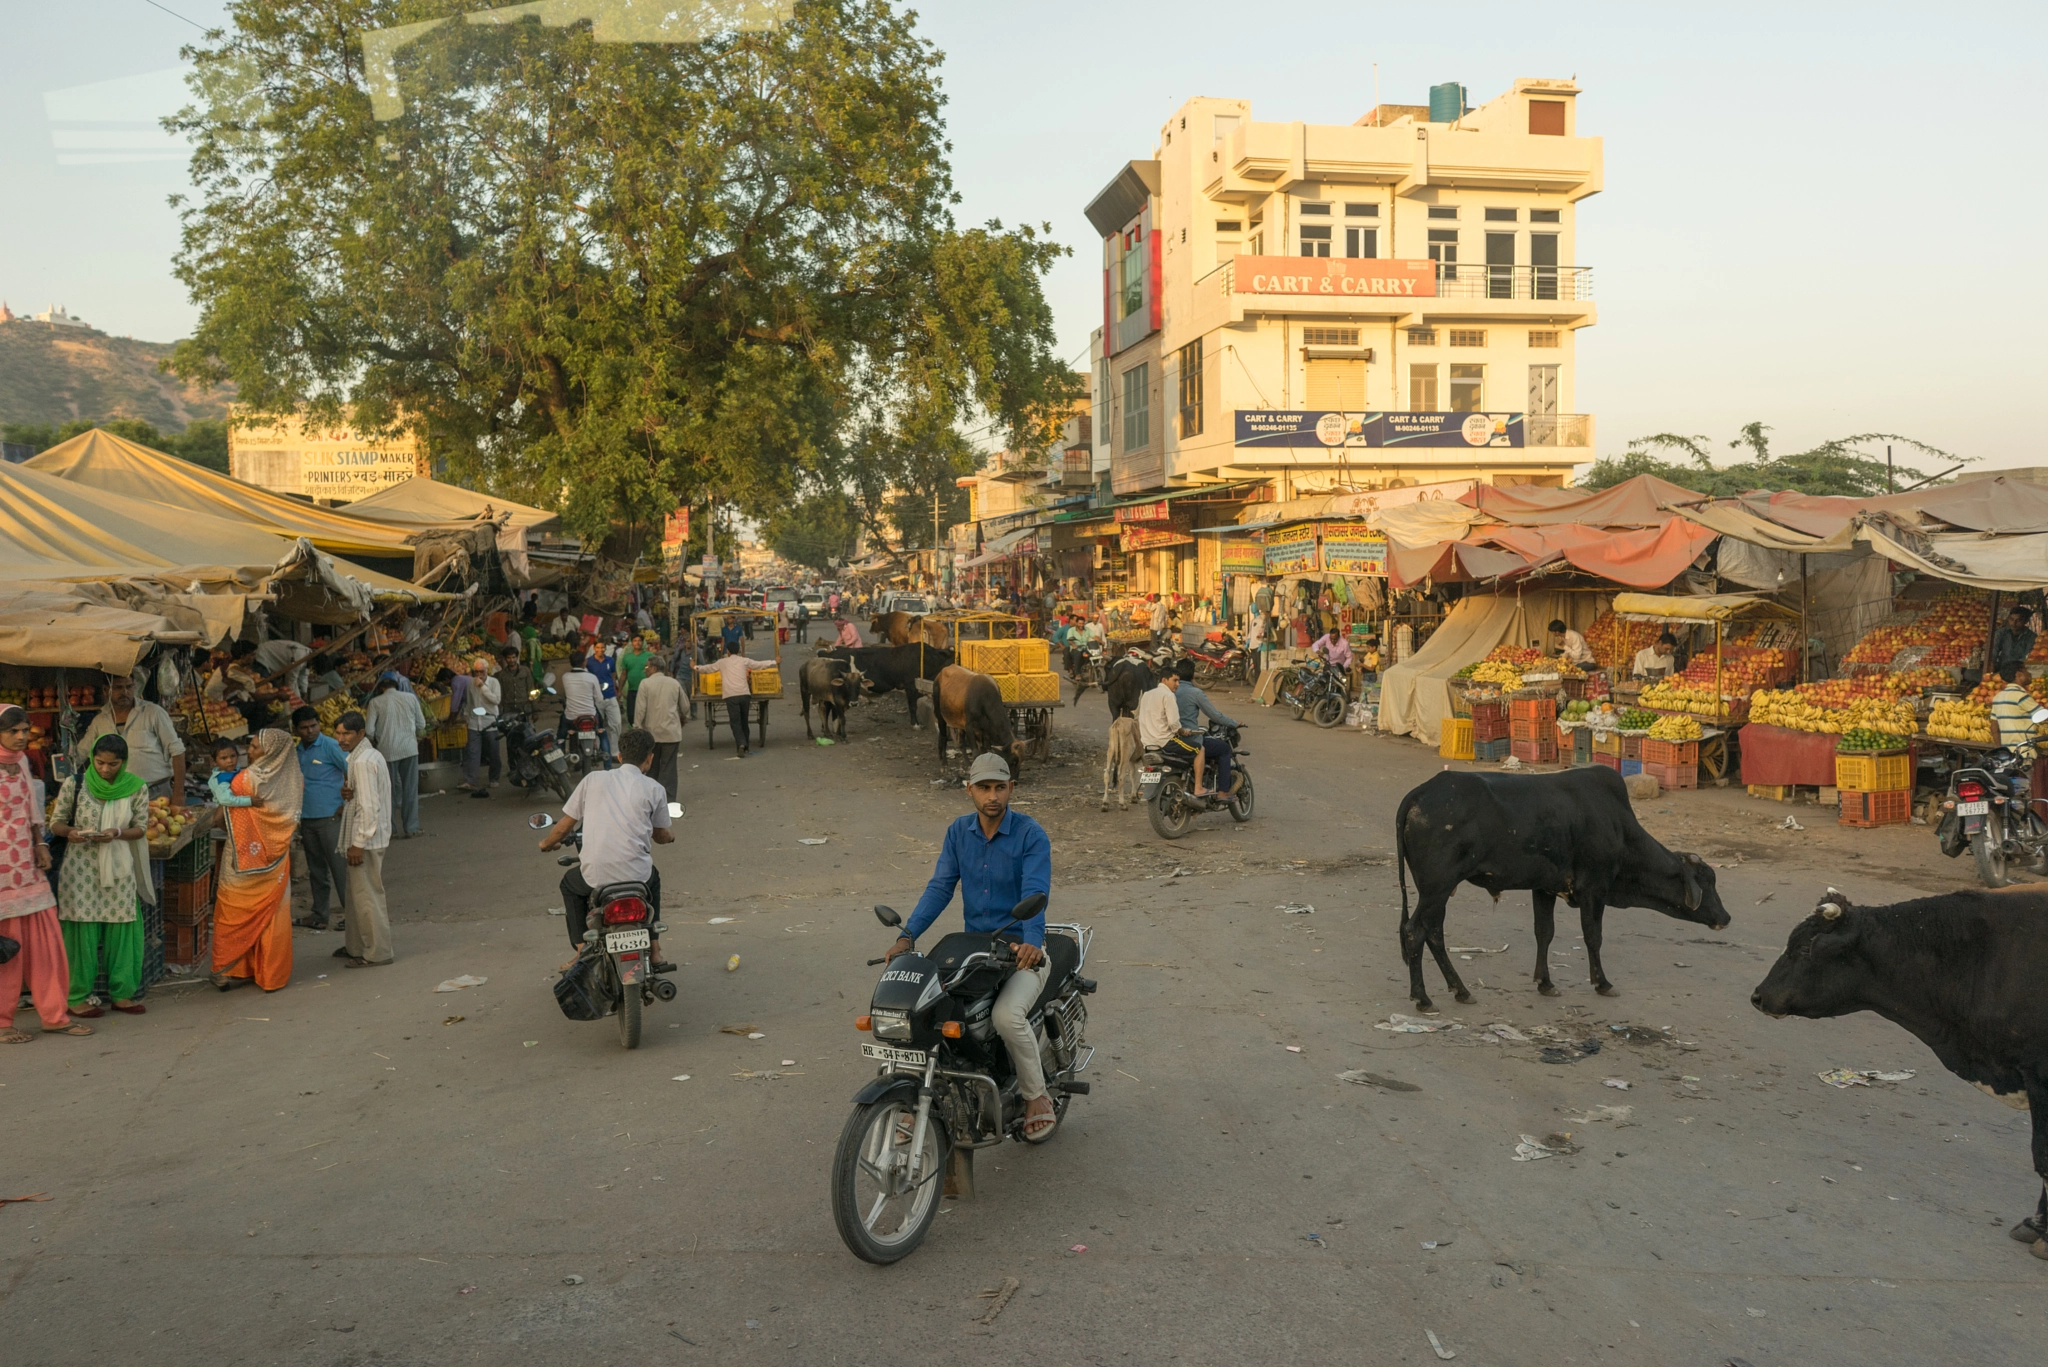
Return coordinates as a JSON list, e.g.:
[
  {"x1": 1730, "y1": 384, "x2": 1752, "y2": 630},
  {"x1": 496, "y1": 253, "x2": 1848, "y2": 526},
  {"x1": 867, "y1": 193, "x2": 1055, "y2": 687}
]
[
  {"x1": 1394, "y1": 767, "x2": 1731, "y2": 1013},
  {"x1": 1755, "y1": 887, "x2": 2048, "y2": 1260},
  {"x1": 816, "y1": 643, "x2": 955, "y2": 724},
  {"x1": 799, "y1": 656, "x2": 863, "y2": 740},
  {"x1": 1103, "y1": 657, "x2": 1155, "y2": 720}
]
